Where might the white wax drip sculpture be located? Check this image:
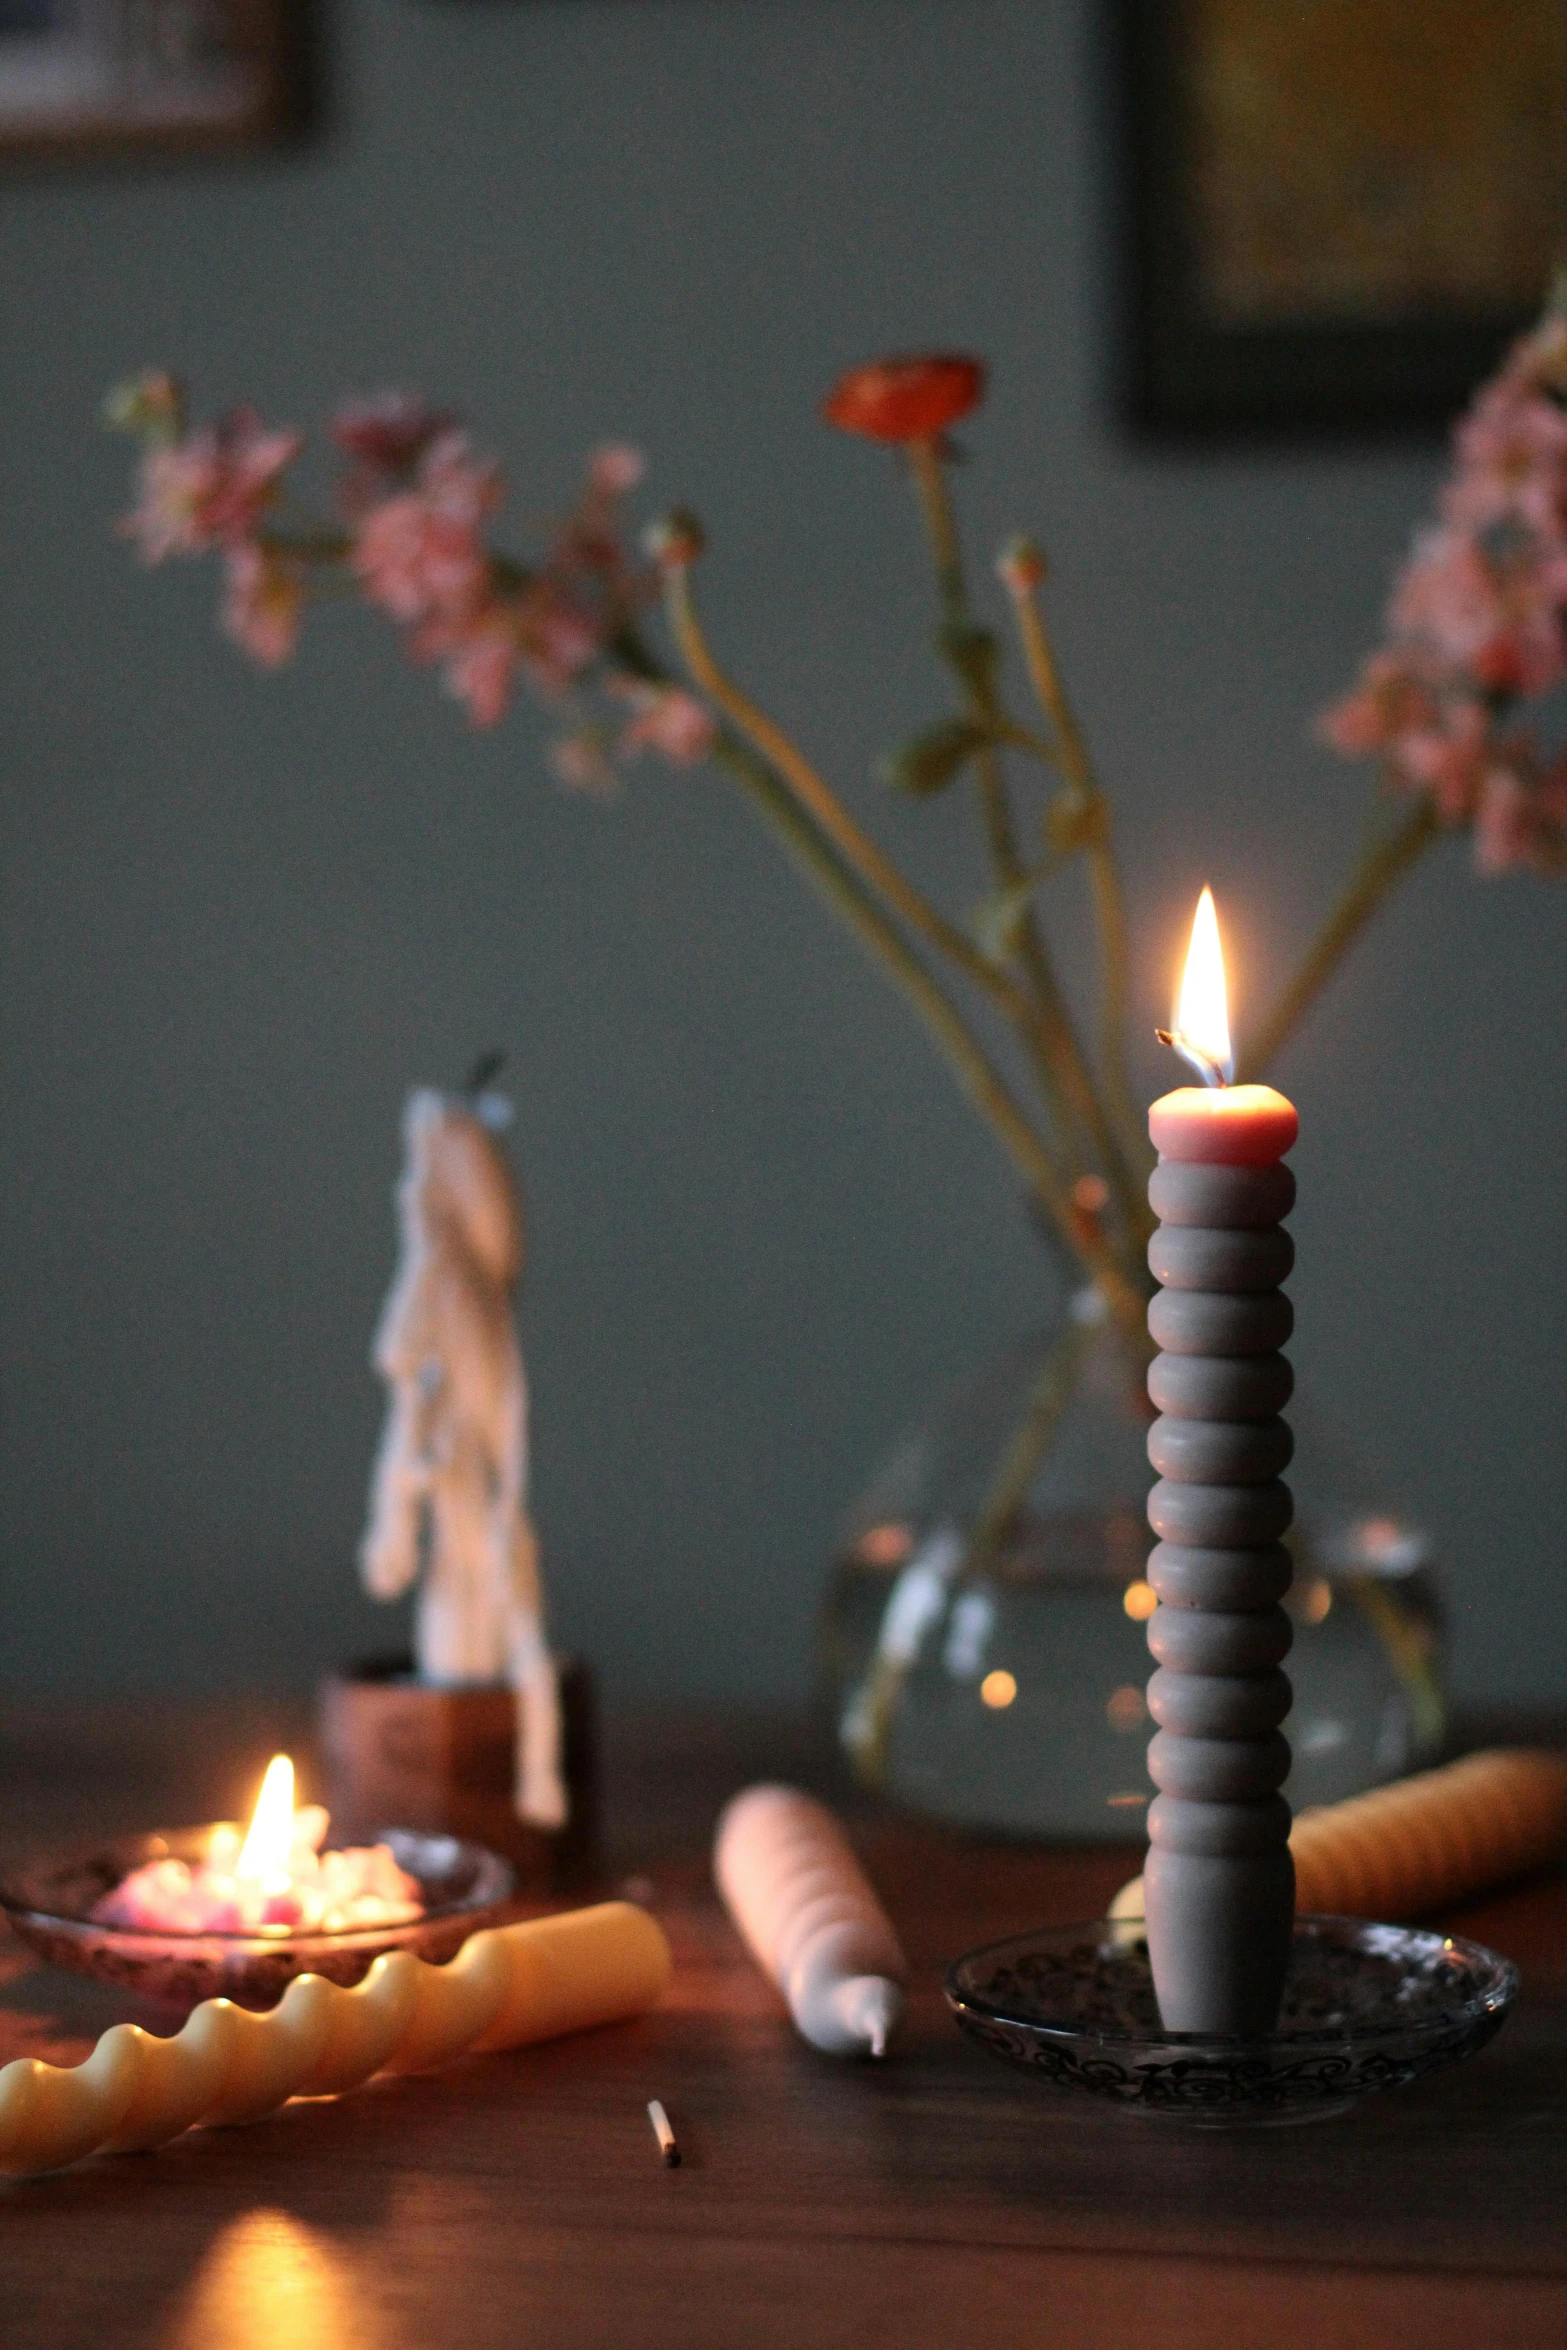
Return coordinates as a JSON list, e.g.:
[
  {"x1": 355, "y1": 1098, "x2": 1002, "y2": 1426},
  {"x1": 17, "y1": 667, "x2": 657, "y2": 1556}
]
[{"x1": 361, "y1": 1085, "x2": 566, "y2": 1829}]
